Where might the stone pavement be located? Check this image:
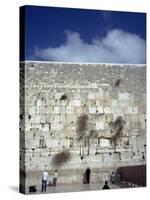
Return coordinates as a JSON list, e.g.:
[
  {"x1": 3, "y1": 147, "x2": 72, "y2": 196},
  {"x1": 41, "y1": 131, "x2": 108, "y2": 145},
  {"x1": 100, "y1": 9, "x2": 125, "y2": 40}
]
[{"x1": 27, "y1": 183, "x2": 122, "y2": 194}]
